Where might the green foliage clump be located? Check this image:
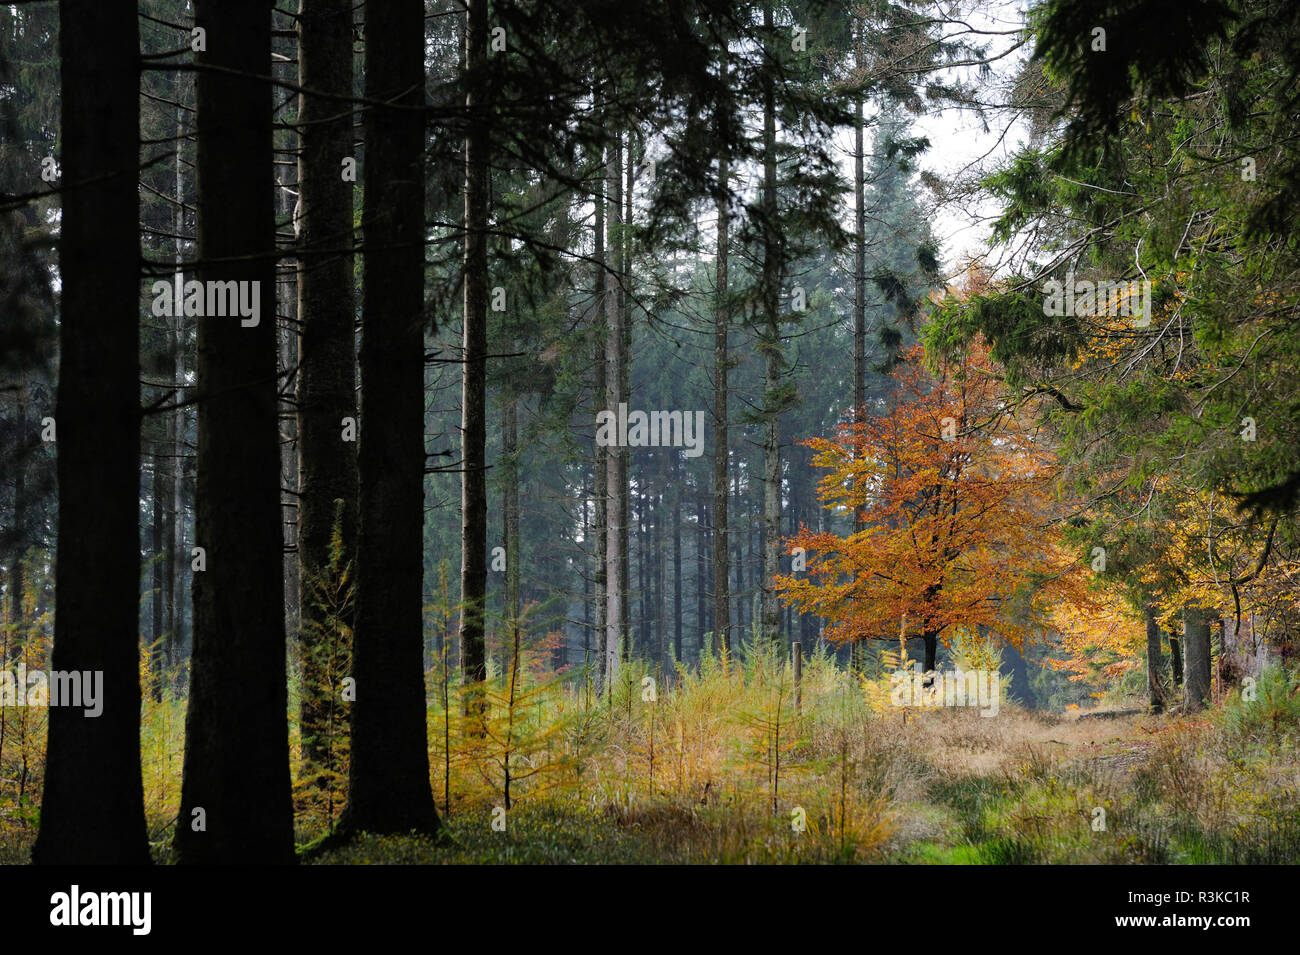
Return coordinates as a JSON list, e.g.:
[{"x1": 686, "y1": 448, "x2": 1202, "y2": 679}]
[{"x1": 1214, "y1": 664, "x2": 1300, "y2": 748}]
